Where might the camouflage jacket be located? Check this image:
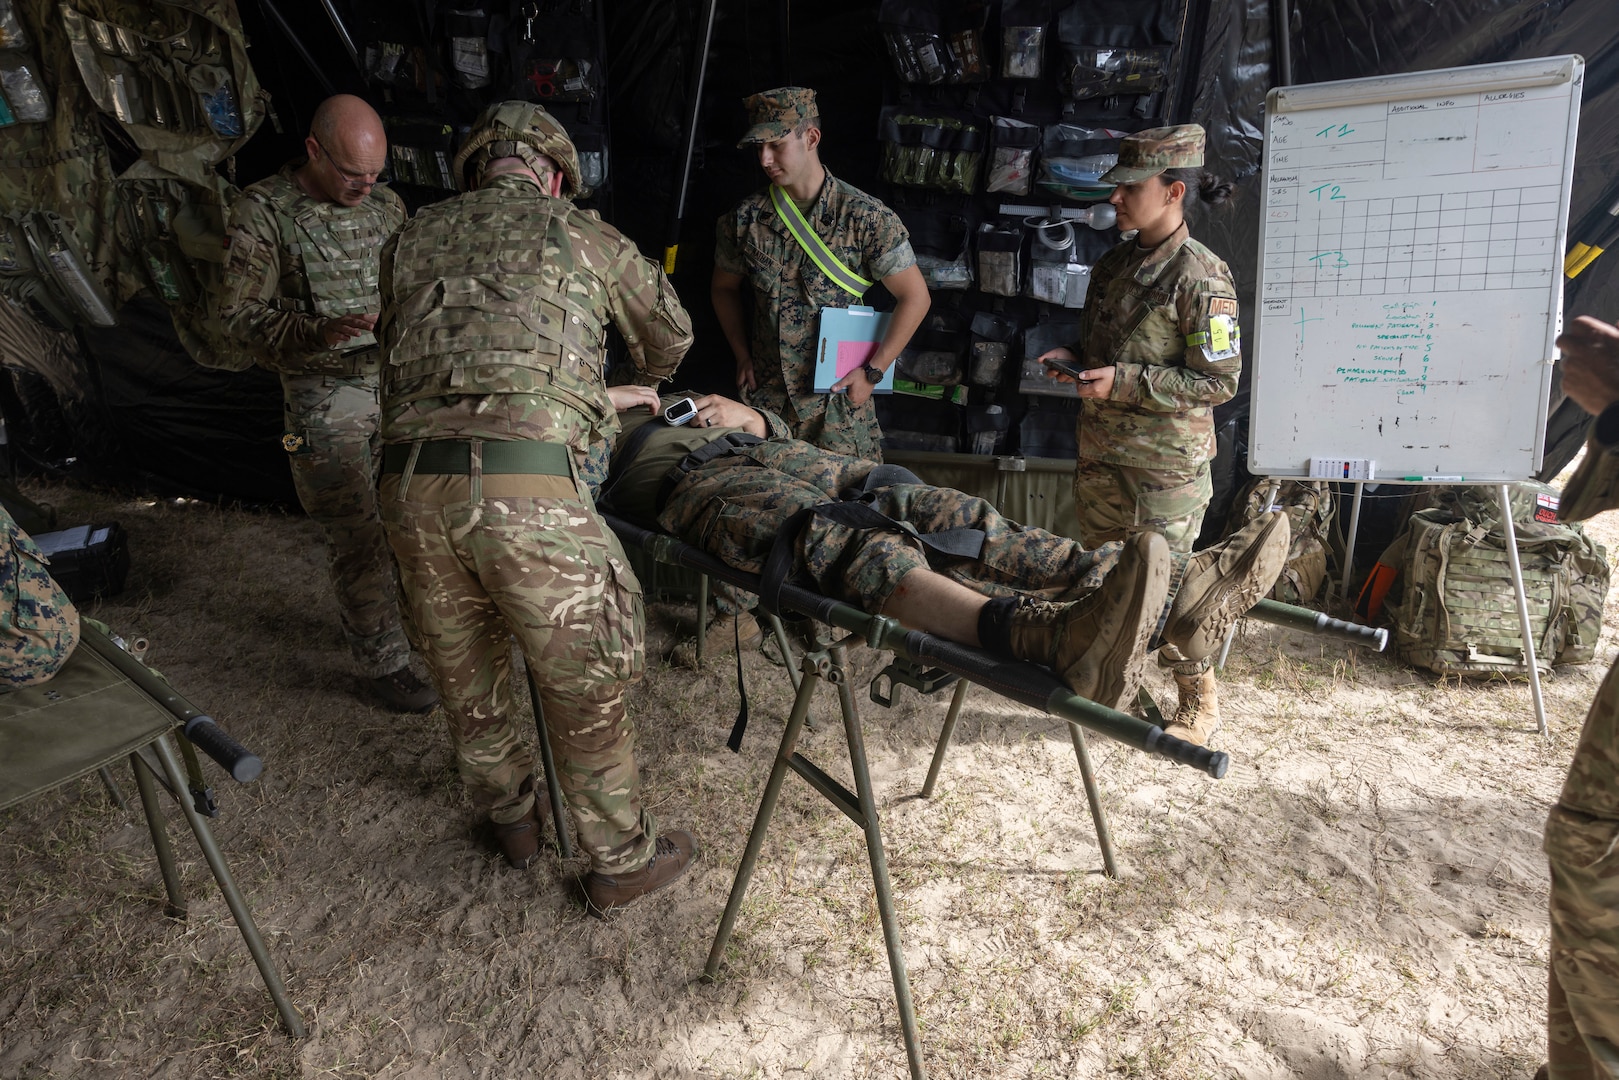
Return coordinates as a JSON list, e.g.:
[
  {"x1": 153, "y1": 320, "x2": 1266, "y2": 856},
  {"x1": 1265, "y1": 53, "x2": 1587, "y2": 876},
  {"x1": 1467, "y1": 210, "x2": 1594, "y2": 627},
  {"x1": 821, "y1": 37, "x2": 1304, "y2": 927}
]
[
  {"x1": 219, "y1": 161, "x2": 405, "y2": 376},
  {"x1": 0, "y1": 504, "x2": 79, "y2": 687},
  {"x1": 599, "y1": 397, "x2": 792, "y2": 525},
  {"x1": 1073, "y1": 222, "x2": 1241, "y2": 470},
  {"x1": 1552, "y1": 423, "x2": 1619, "y2": 820},
  {"x1": 378, "y1": 173, "x2": 692, "y2": 450},
  {"x1": 715, "y1": 169, "x2": 915, "y2": 424}
]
